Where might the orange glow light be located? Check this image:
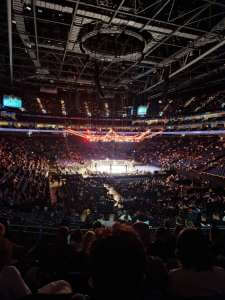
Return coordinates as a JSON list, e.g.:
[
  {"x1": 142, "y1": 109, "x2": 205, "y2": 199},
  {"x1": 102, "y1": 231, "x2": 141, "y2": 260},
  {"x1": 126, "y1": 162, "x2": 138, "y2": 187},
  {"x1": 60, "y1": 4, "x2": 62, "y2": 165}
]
[{"x1": 66, "y1": 128, "x2": 163, "y2": 142}]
